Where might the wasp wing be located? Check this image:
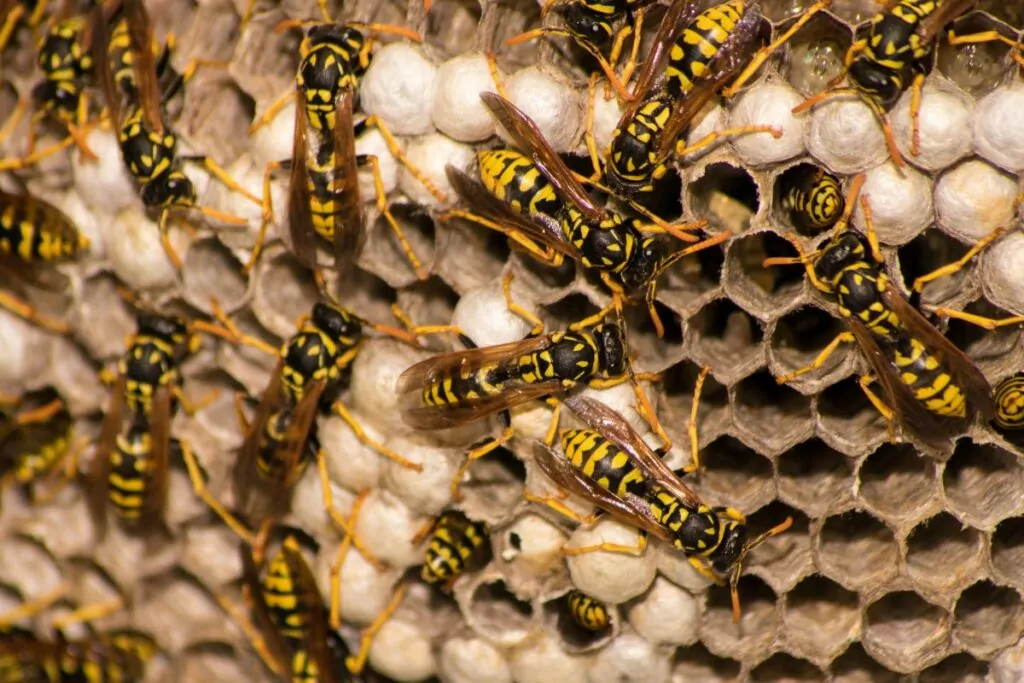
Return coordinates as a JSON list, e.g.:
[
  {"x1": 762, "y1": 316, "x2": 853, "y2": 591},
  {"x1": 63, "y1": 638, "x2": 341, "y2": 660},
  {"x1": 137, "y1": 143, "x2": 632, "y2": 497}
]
[
  {"x1": 89, "y1": 371, "x2": 127, "y2": 537},
  {"x1": 241, "y1": 548, "x2": 292, "y2": 673},
  {"x1": 281, "y1": 541, "x2": 337, "y2": 683},
  {"x1": 139, "y1": 383, "x2": 172, "y2": 529},
  {"x1": 329, "y1": 89, "x2": 365, "y2": 273},
  {"x1": 532, "y1": 440, "x2": 673, "y2": 544},
  {"x1": 122, "y1": 0, "x2": 164, "y2": 134},
  {"x1": 234, "y1": 357, "x2": 287, "y2": 508},
  {"x1": 89, "y1": 0, "x2": 122, "y2": 127},
  {"x1": 563, "y1": 395, "x2": 703, "y2": 508},
  {"x1": 480, "y1": 92, "x2": 604, "y2": 222},
  {"x1": 623, "y1": 0, "x2": 699, "y2": 109},
  {"x1": 915, "y1": 0, "x2": 979, "y2": 42},
  {"x1": 287, "y1": 88, "x2": 320, "y2": 267}
]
